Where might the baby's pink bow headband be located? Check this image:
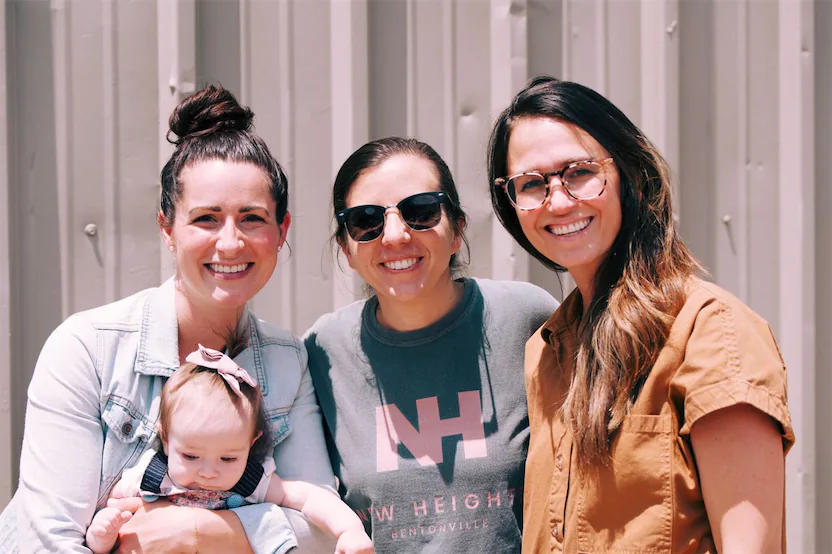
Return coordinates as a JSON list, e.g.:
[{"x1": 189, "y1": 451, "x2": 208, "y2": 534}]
[{"x1": 185, "y1": 344, "x2": 258, "y2": 396}]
